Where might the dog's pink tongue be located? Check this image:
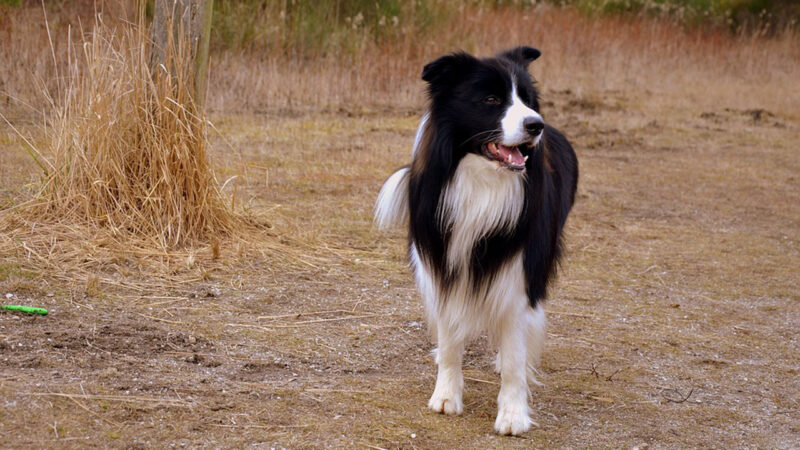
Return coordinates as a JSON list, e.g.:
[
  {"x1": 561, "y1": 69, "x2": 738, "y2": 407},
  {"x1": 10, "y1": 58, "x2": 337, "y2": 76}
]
[{"x1": 497, "y1": 144, "x2": 525, "y2": 166}]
